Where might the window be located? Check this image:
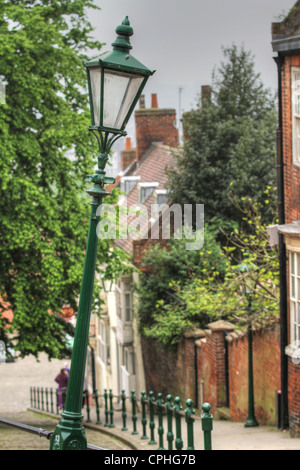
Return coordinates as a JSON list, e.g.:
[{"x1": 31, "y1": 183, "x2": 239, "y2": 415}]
[
  {"x1": 115, "y1": 278, "x2": 132, "y2": 323},
  {"x1": 290, "y1": 252, "x2": 300, "y2": 343},
  {"x1": 116, "y1": 279, "x2": 122, "y2": 319},
  {"x1": 154, "y1": 189, "x2": 169, "y2": 208},
  {"x1": 124, "y1": 281, "x2": 132, "y2": 322},
  {"x1": 138, "y1": 182, "x2": 159, "y2": 204},
  {"x1": 120, "y1": 176, "x2": 140, "y2": 195},
  {"x1": 292, "y1": 67, "x2": 300, "y2": 166},
  {"x1": 123, "y1": 346, "x2": 136, "y2": 375},
  {"x1": 98, "y1": 318, "x2": 111, "y2": 366}
]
